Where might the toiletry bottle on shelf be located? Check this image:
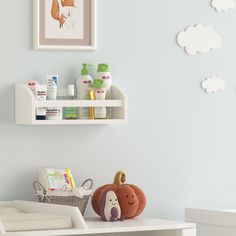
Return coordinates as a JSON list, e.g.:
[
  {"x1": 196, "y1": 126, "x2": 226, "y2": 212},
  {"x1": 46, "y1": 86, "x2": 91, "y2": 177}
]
[
  {"x1": 90, "y1": 79, "x2": 107, "y2": 119},
  {"x1": 46, "y1": 75, "x2": 62, "y2": 120},
  {"x1": 35, "y1": 85, "x2": 47, "y2": 120},
  {"x1": 76, "y1": 64, "x2": 93, "y2": 119},
  {"x1": 97, "y1": 64, "x2": 112, "y2": 119},
  {"x1": 63, "y1": 84, "x2": 78, "y2": 120},
  {"x1": 47, "y1": 75, "x2": 58, "y2": 100}
]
